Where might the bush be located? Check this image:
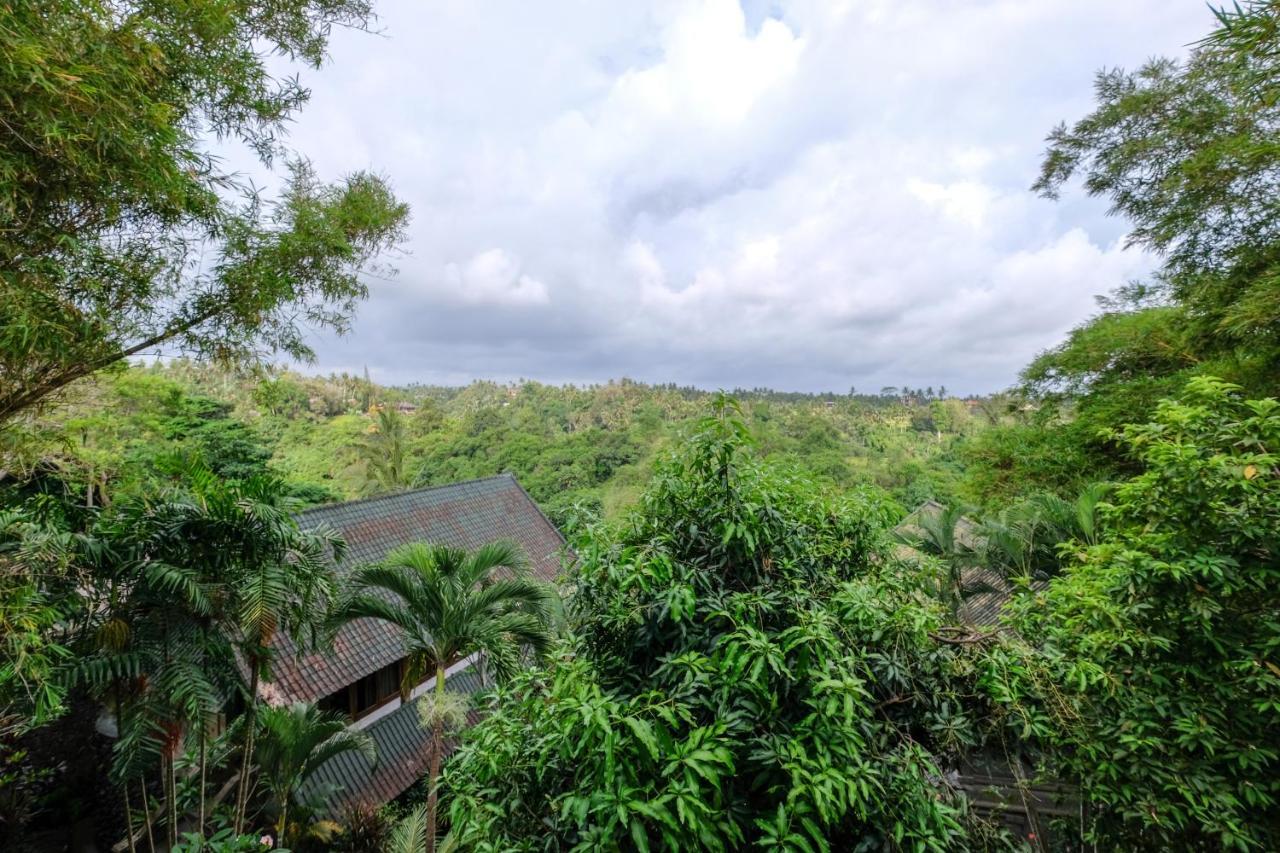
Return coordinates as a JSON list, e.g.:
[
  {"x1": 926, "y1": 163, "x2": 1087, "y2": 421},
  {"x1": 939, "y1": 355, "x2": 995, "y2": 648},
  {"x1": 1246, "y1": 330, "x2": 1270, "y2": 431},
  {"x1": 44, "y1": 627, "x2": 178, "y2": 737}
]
[
  {"x1": 993, "y1": 377, "x2": 1280, "y2": 848},
  {"x1": 444, "y1": 397, "x2": 1005, "y2": 850},
  {"x1": 958, "y1": 420, "x2": 1098, "y2": 507}
]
